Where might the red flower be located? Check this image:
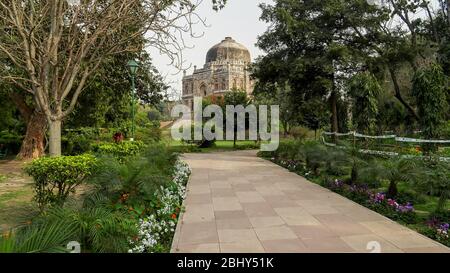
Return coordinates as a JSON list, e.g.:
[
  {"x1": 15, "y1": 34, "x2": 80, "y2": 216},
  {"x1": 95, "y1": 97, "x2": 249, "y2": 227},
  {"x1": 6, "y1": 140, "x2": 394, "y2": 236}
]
[
  {"x1": 120, "y1": 193, "x2": 129, "y2": 203},
  {"x1": 113, "y1": 132, "x2": 125, "y2": 143},
  {"x1": 171, "y1": 213, "x2": 177, "y2": 220}
]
